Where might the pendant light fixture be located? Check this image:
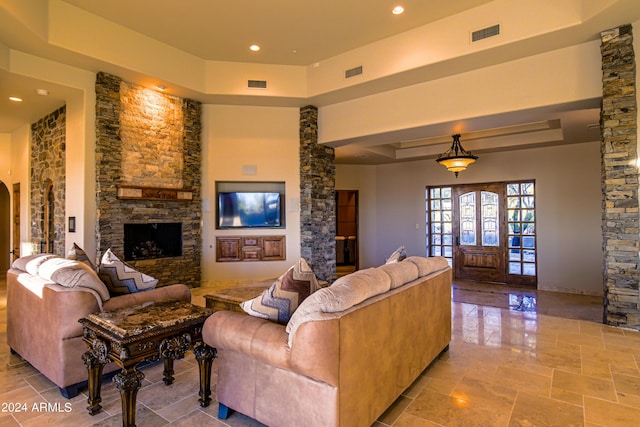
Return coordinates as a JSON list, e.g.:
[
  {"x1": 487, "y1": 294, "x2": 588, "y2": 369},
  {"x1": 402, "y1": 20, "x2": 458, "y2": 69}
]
[{"x1": 436, "y1": 134, "x2": 478, "y2": 177}]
